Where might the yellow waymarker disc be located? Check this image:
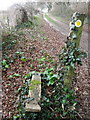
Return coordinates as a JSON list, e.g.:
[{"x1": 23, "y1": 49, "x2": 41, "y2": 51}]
[{"x1": 75, "y1": 20, "x2": 82, "y2": 27}]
